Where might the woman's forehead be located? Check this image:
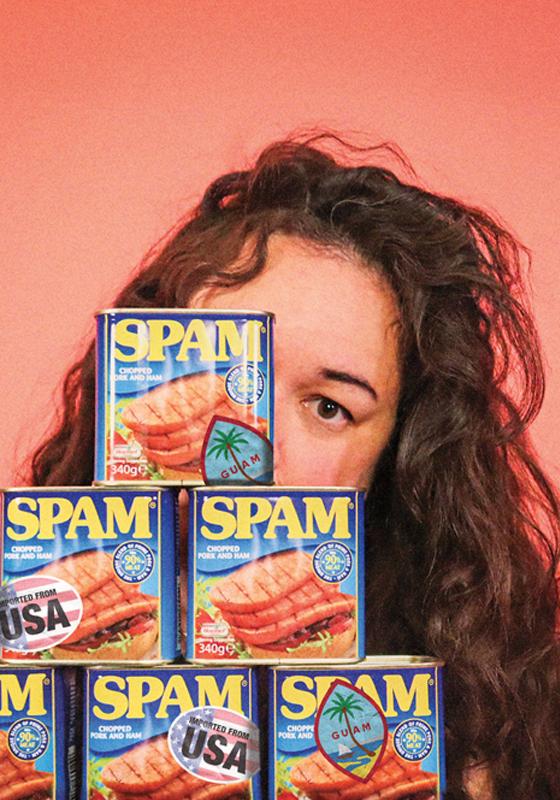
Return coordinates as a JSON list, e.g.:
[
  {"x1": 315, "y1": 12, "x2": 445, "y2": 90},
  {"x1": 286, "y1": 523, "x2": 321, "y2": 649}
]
[
  {"x1": 196, "y1": 234, "x2": 395, "y2": 316},
  {"x1": 193, "y1": 234, "x2": 401, "y2": 394}
]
